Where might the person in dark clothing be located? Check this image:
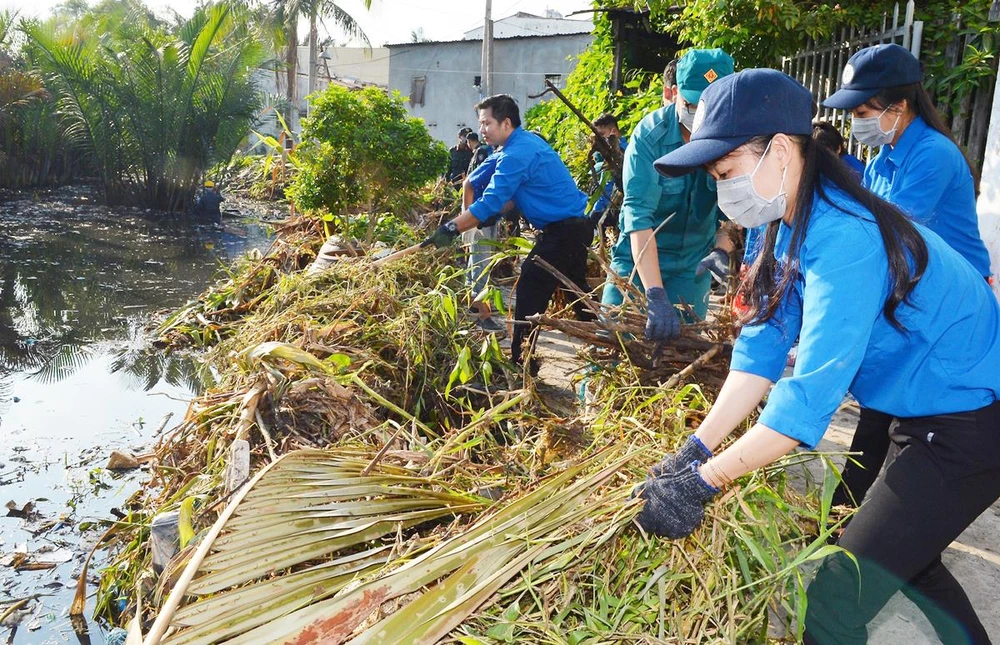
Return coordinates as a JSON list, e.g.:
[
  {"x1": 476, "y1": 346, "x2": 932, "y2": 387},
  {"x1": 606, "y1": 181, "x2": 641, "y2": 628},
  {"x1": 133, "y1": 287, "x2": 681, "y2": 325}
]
[
  {"x1": 194, "y1": 180, "x2": 224, "y2": 224},
  {"x1": 422, "y1": 94, "x2": 595, "y2": 370},
  {"x1": 446, "y1": 127, "x2": 474, "y2": 186},
  {"x1": 812, "y1": 121, "x2": 865, "y2": 179},
  {"x1": 465, "y1": 132, "x2": 490, "y2": 175}
]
